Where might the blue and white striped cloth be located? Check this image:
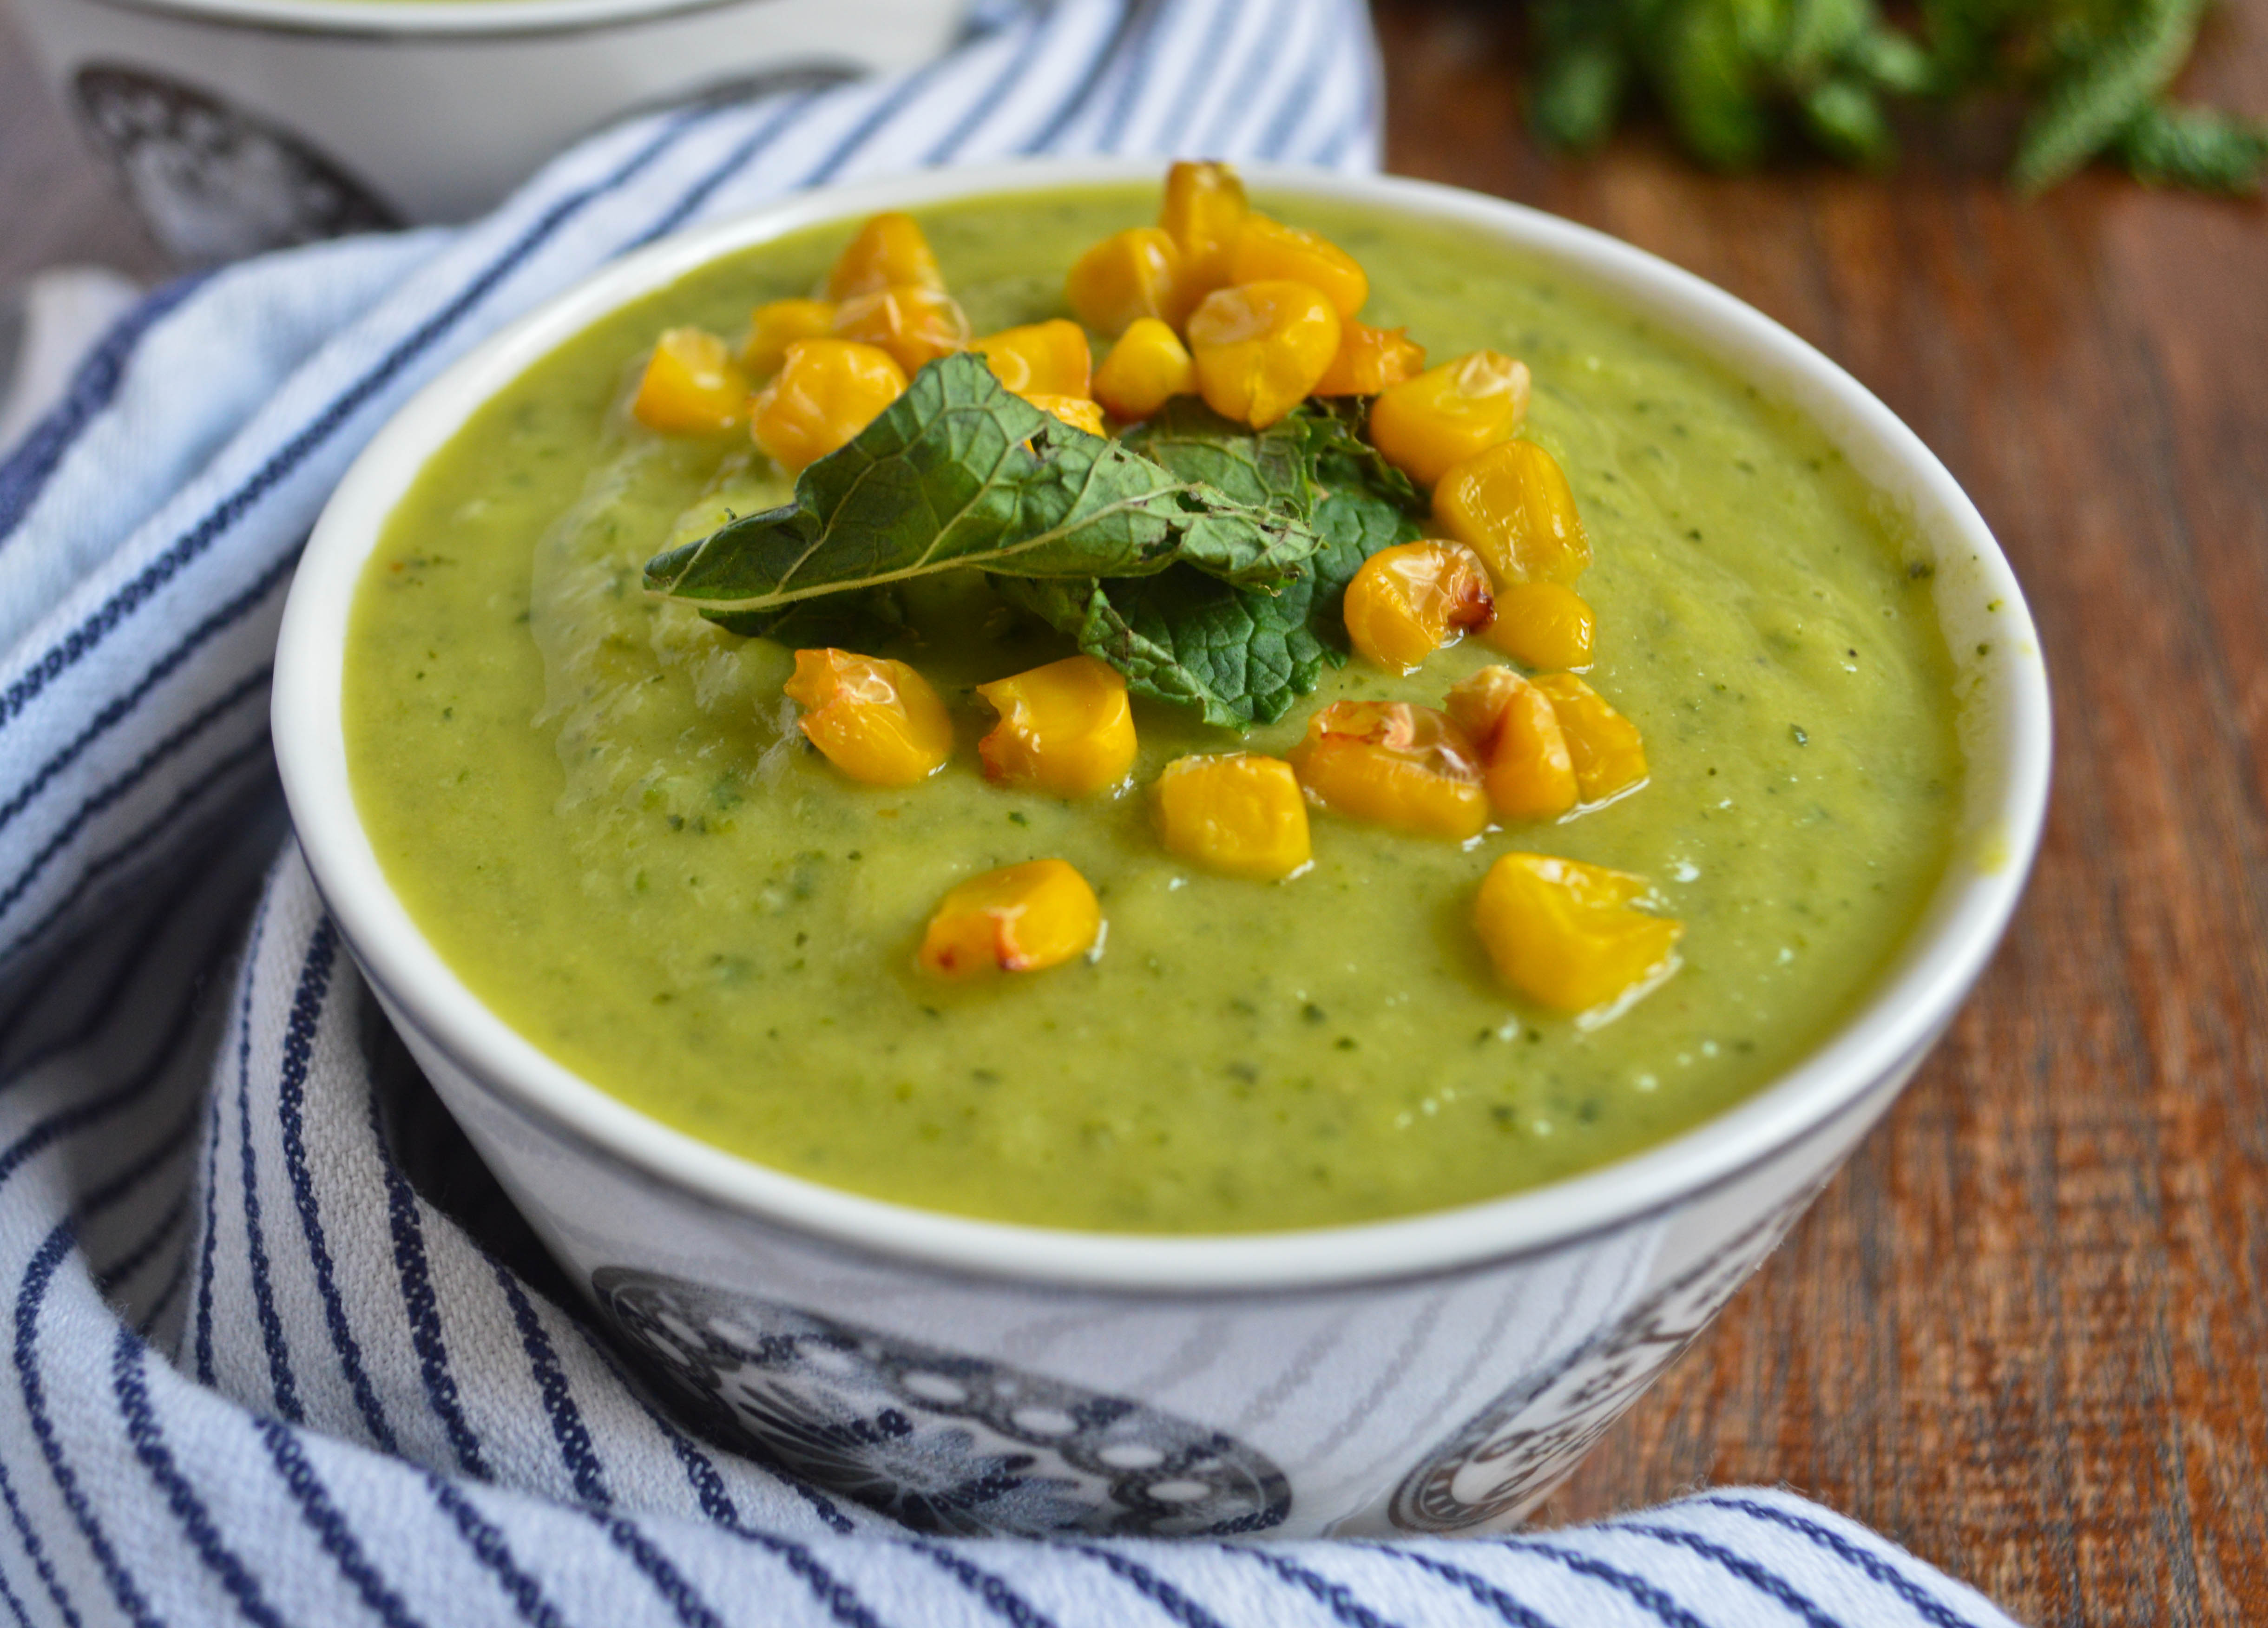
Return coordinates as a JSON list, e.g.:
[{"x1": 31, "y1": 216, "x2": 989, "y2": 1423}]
[{"x1": 0, "y1": 1, "x2": 2028, "y2": 1621}]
